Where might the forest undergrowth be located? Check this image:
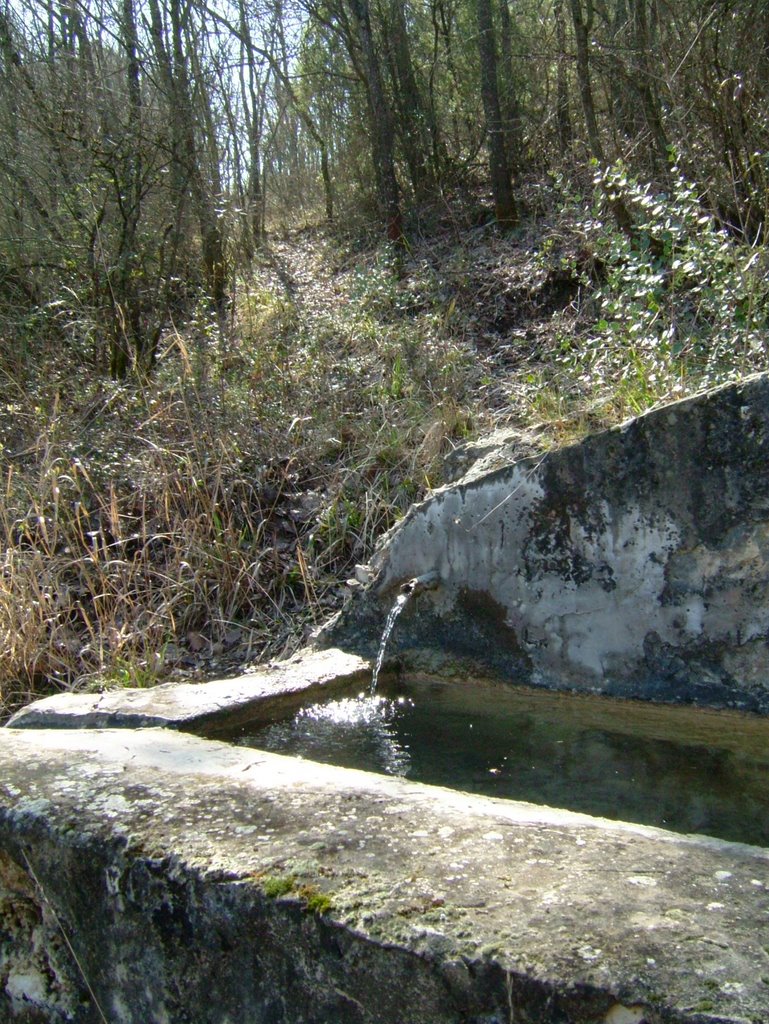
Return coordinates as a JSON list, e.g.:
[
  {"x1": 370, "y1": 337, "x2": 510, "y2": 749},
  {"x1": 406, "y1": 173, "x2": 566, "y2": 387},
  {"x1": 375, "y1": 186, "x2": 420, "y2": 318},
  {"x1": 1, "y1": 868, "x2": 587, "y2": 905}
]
[{"x1": 2, "y1": 171, "x2": 768, "y2": 720}]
